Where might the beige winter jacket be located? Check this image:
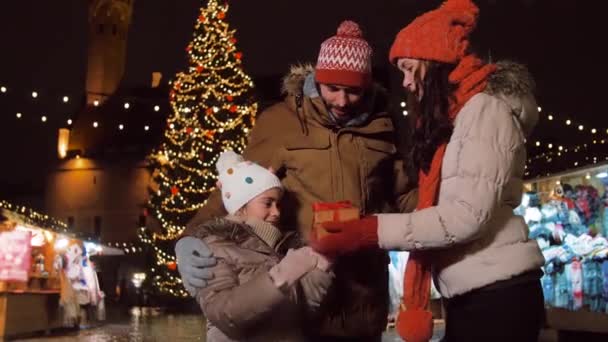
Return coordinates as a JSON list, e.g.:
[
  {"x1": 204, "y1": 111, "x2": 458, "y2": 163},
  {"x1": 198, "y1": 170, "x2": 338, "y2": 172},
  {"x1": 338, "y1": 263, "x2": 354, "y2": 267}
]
[
  {"x1": 378, "y1": 62, "x2": 545, "y2": 298},
  {"x1": 191, "y1": 217, "x2": 333, "y2": 342}
]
